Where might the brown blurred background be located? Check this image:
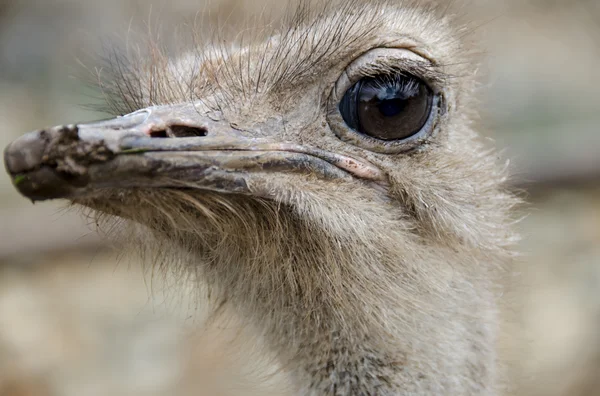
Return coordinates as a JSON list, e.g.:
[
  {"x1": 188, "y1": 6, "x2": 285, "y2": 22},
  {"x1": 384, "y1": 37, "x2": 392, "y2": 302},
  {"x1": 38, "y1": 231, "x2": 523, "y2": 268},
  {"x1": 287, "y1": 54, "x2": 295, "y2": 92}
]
[{"x1": 0, "y1": 1, "x2": 599, "y2": 395}]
